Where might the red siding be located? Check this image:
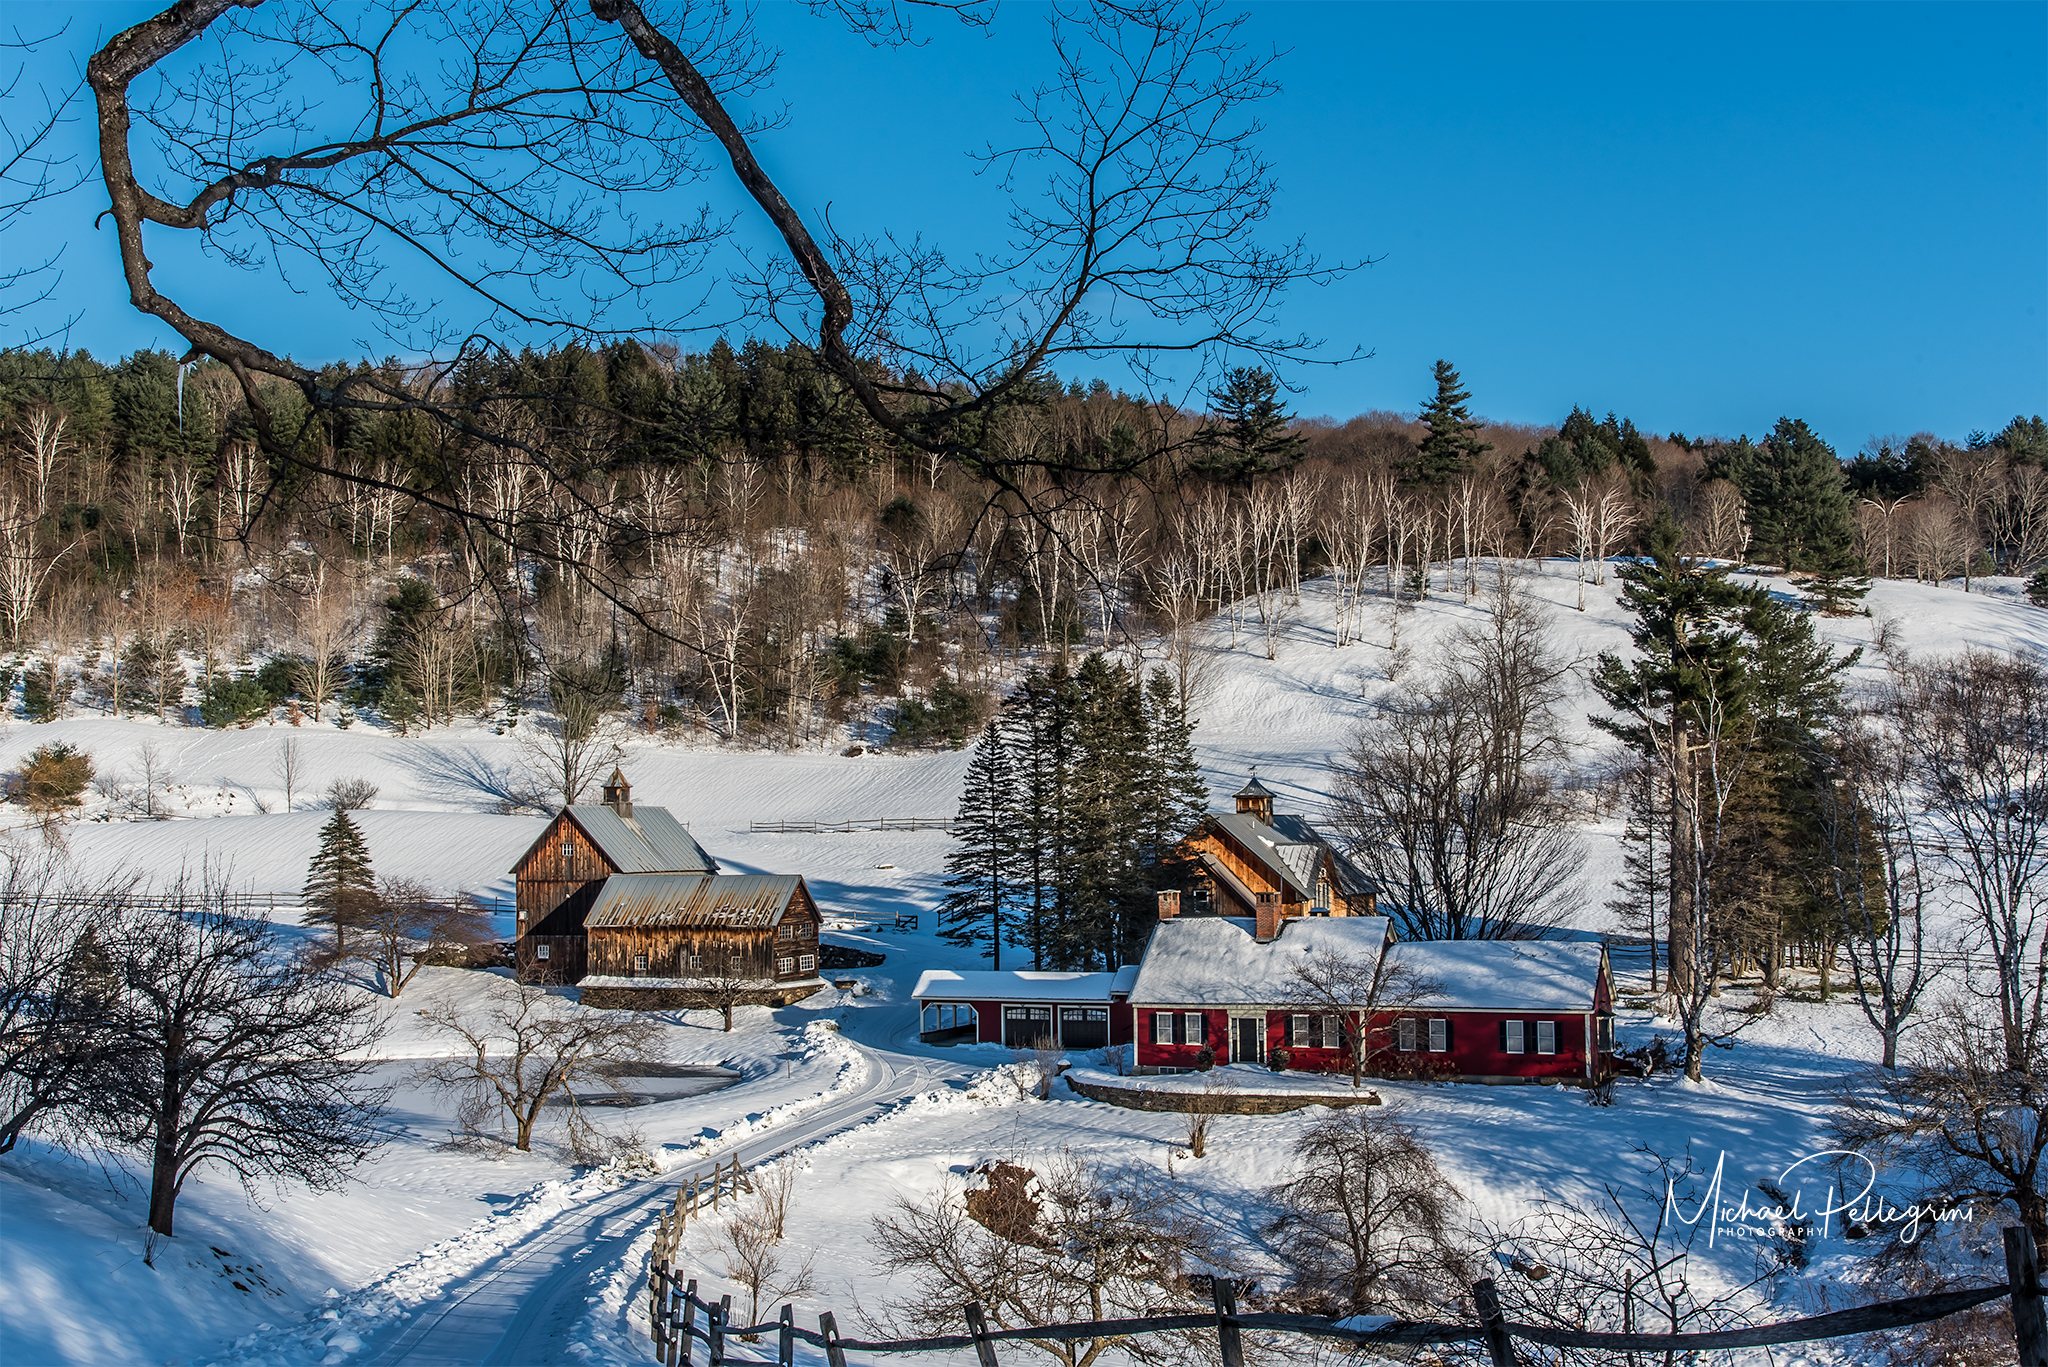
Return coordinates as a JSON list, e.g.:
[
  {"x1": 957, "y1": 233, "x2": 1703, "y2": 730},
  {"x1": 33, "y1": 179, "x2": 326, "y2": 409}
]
[
  {"x1": 1134, "y1": 1006, "x2": 1615, "y2": 1082},
  {"x1": 930, "y1": 999, "x2": 1133, "y2": 1047}
]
